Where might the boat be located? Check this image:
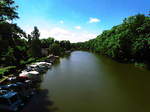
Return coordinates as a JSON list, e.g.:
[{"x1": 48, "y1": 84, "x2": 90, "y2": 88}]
[
  {"x1": 0, "y1": 91, "x2": 23, "y2": 111},
  {"x1": 19, "y1": 71, "x2": 41, "y2": 82},
  {"x1": 0, "y1": 82, "x2": 35, "y2": 99}
]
